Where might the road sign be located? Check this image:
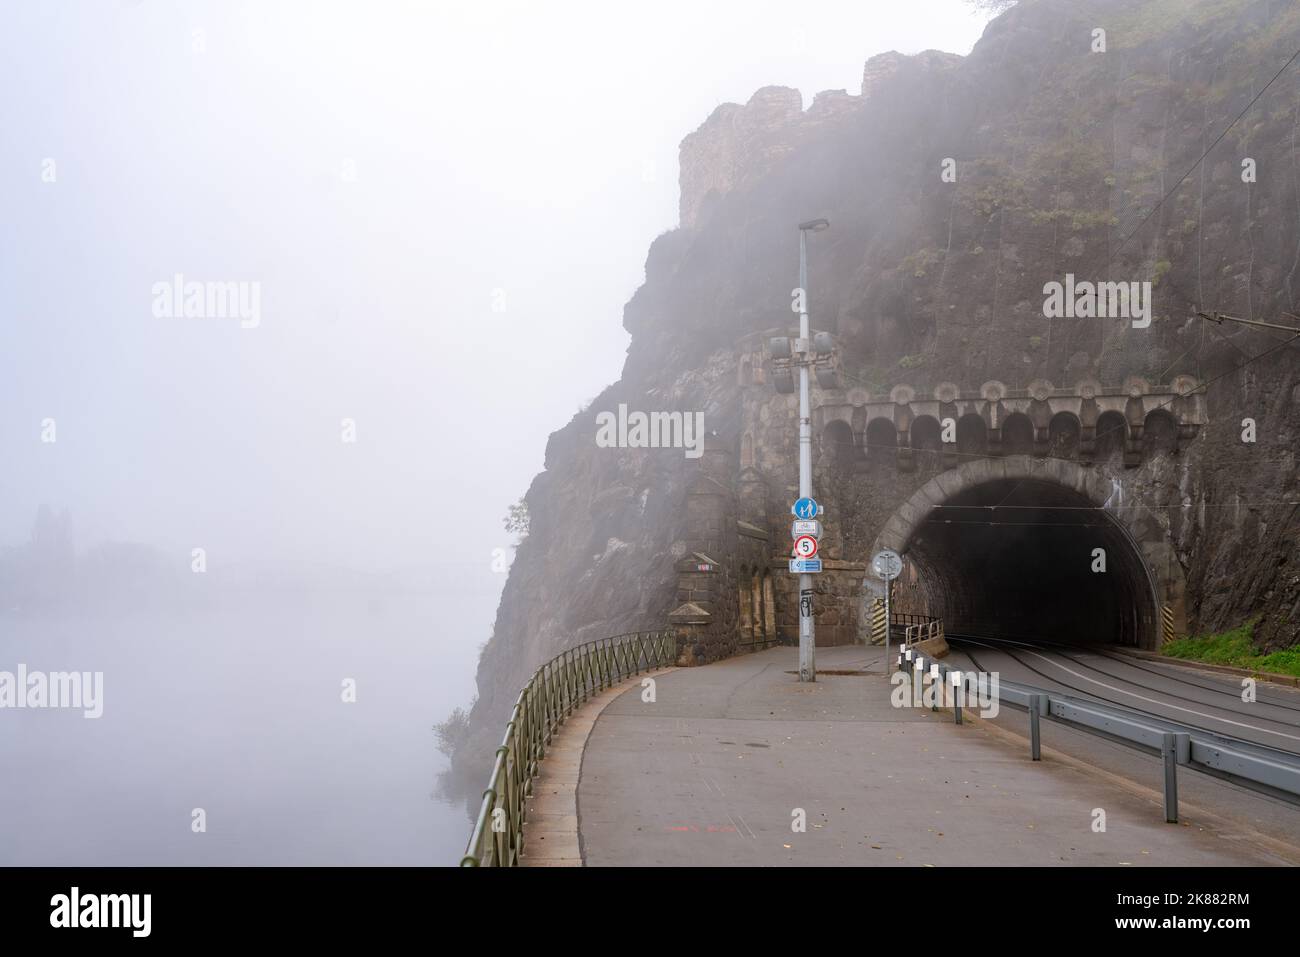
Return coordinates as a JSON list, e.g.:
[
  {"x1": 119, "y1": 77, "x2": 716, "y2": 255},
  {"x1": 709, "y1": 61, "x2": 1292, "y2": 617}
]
[
  {"x1": 871, "y1": 548, "x2": 903, "y2": 580},
  {"x1": 871, "y1": 548, "x2": 903, "y2": 669},
  {"x1": 791, "y1": 519, "x2": 822, "y2": 538},
  {"x1": 791, "y1": 497, "x2": 822, "y2": 519},
  {"x1": 789, "y1": 558, "x2": 822, "y2": 574},
  {"x1": 792, "y1": 535, "x2": 819, "y2": 560}
]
